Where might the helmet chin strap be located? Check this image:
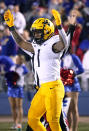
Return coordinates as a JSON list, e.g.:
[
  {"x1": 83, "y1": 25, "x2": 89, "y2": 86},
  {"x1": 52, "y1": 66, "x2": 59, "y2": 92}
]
[{"x1": 34, "y1": 37, "x2": 44, "y2": 45}]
